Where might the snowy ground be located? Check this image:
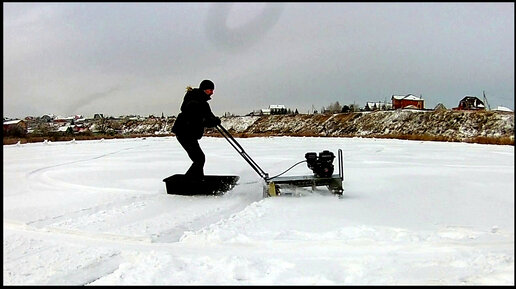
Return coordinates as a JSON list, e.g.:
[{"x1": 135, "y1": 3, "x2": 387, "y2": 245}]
[{"x1": 3, "y1": 136, "x2": 514, "y2": 285}]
